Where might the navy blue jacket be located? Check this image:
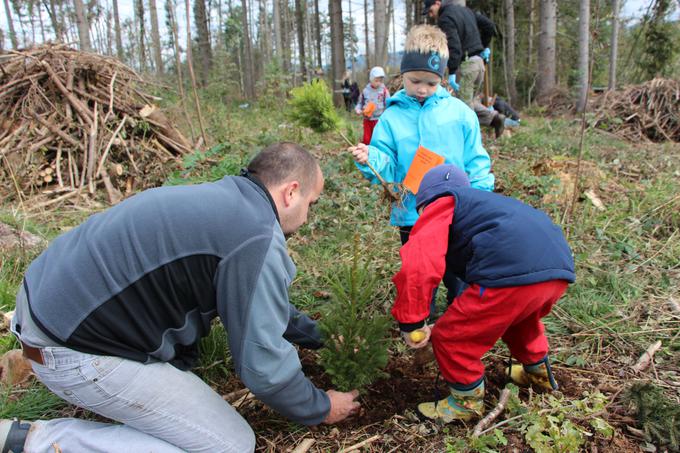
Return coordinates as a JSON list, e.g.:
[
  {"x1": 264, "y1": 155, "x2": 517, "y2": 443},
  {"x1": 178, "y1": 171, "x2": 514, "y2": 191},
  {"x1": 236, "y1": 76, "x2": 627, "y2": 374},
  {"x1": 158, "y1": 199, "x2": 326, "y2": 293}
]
[{"x1": 393, "y1": 188, "x2": 575, "y2": 324}]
